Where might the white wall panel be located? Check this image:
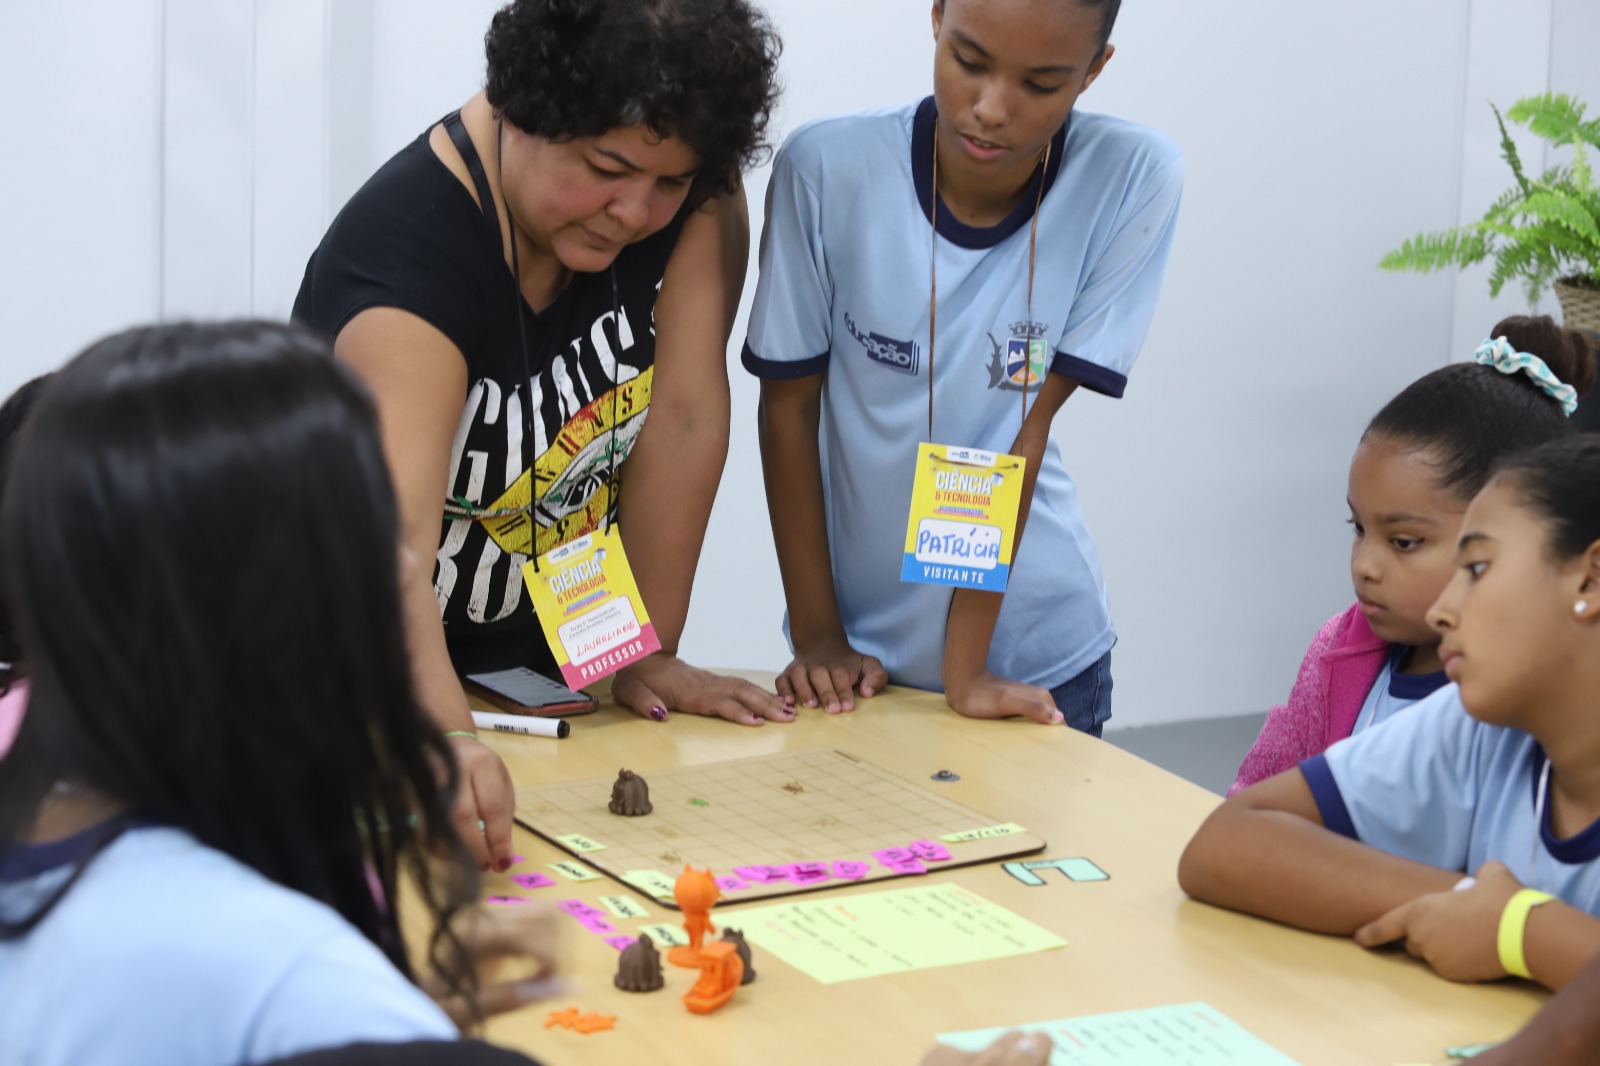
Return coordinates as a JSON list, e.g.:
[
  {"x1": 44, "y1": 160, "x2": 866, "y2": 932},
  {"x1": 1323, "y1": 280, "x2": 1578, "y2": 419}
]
[
  {"x1": 0, "y1": 0, "x2": 163, "y2": 386},
  {"x1": 1, "y1": 0, "x2": 1584, "y2": 729}
]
